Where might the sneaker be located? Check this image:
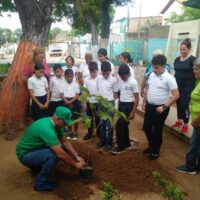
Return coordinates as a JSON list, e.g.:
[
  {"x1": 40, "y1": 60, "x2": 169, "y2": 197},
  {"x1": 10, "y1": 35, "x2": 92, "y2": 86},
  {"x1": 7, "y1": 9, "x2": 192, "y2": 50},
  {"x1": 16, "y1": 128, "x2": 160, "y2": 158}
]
[
  {"x1": 71, "y1": 132, "x2": 78, "y2": 141},
  {"x1": 181, "y1": 125, "x2": 188, "y2": 135},
  {"x1": 143, "y1": 147, "x2": 152, "y2": 155},
  {"x1": 65, "y1": 132, "x2": 72, "y2": 140},
  {"x1": 171, "y1": 121, "x2": 183, "y2": 128},
  {"x1": 96, "y1": 141, "x2": 105, "y2": 149},
  {"x1": 103, "y1": 144, "x2": 112, "y2": 151},
  {"x1": 148, "y1": 153, "x2": 159, "y2": 160},
  {"x1": 111, "y1": 147, "x2": 124, "y2": 155},
  {"x1": 176, "y1": 165, "x2": 196, "y2": 175},
  {"x1": 83, "y1": 133, "x2": 92, "y2": 141},
  {"x1": 34, "y1": 181, "x2": 58, "y2": 192}
]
